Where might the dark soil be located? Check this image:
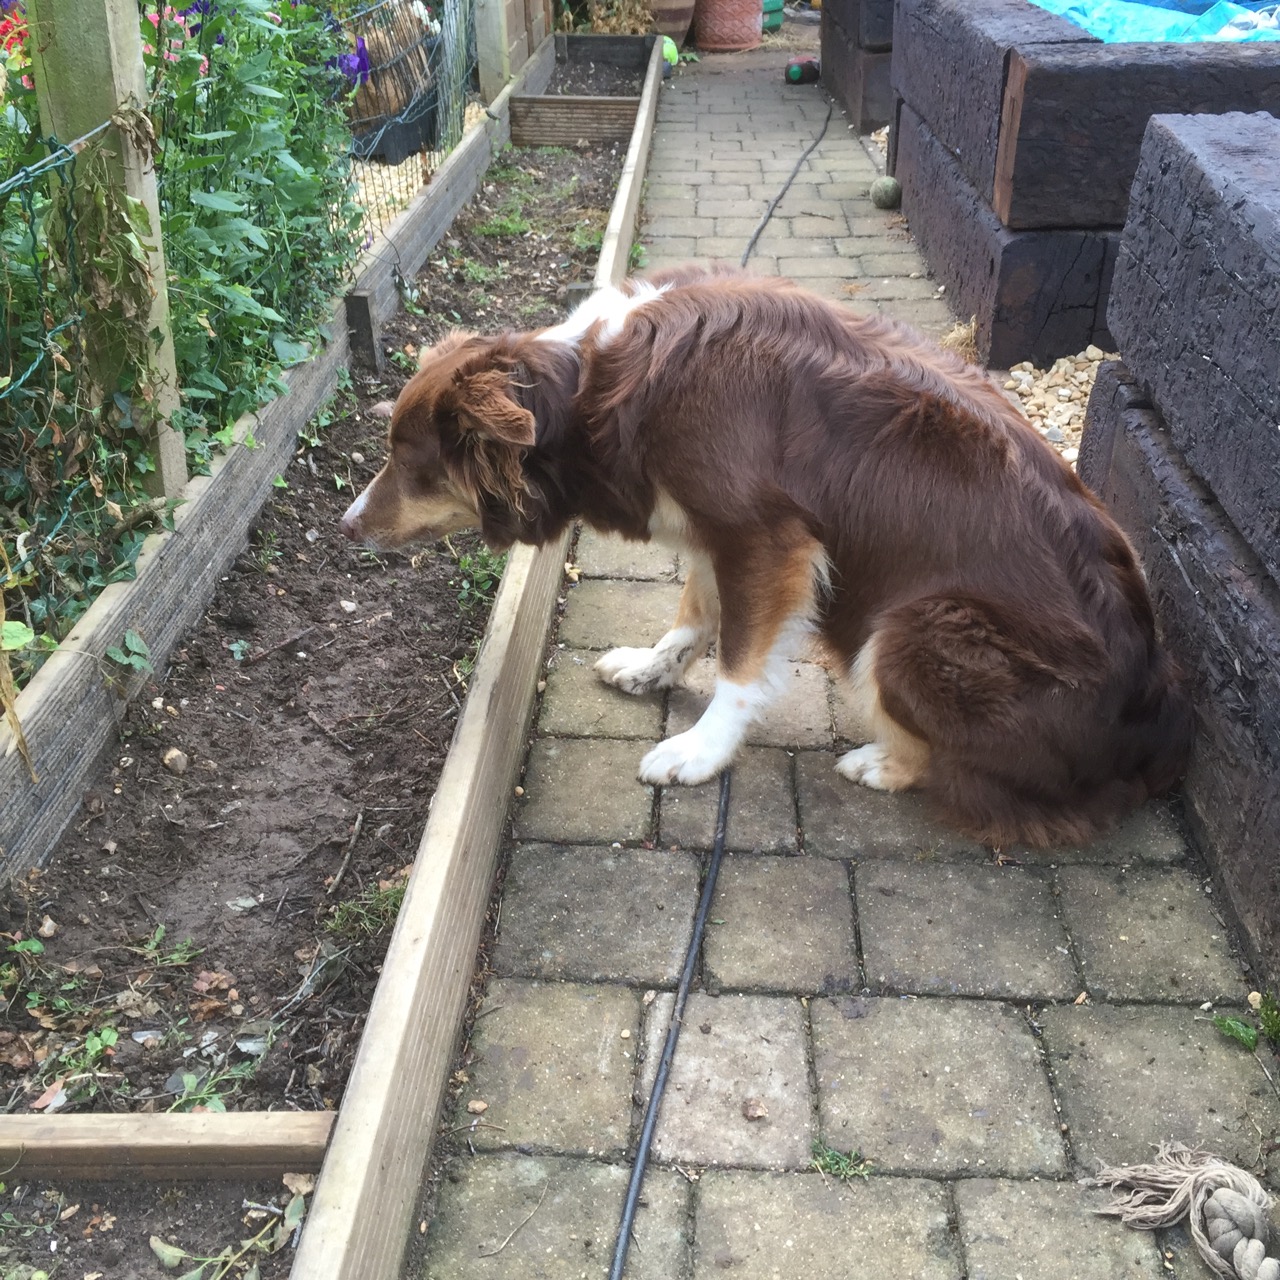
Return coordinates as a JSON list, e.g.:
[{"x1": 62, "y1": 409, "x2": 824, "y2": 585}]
[
  {"x1": 546, "y1": 56, "x2": 646, "y2": 97},
  {"x1": 0, "y1": 141, "x2": 623, "y2": 1279}
]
